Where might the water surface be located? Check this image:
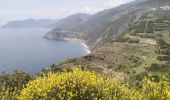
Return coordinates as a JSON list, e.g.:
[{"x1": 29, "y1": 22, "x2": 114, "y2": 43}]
[{"x1": 0, "y1": 28, "x2": 89, "y2": 73}]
